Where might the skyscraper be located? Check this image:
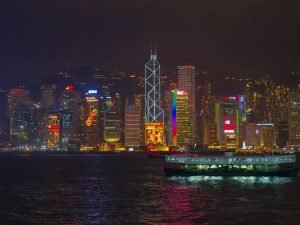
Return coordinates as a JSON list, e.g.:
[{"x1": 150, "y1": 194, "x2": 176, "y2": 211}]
[
  {"x1": 124, "y1": 95, "x2": 144, "y2": 147},
  {"x1": 201, "y1": 81, "x2": 217, "y2": 146},
  {"x1": 102, "y1": 93, "x2": 122, "y2": 145},
  {"x1": 144, "y1": 50, "x2": 165, "y2": 149},
  {"x1": 83, "y1": 89, "x2": 101, "y2": 149},
  {"x1": 177, "y1": 66, "x2": 196, "y2": 144},
  {"x1": 215, "y1": 96, "x2": 239, "y2": 149},
  {"x1": 8, "y1": 88, "x2": 33, "y2": 147},
  {"x1": 288, "y1": 85, "x2": 300, "y2": 149},
  {"x1": 166, "y1": 88, "x2": 190, "y2": 147},
  {"x1": 145, "y1": 52, "x2": 164, "y2": 123},
  {"x1": 59, "y1": 86, "x2": 82, "y2": 151}
]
